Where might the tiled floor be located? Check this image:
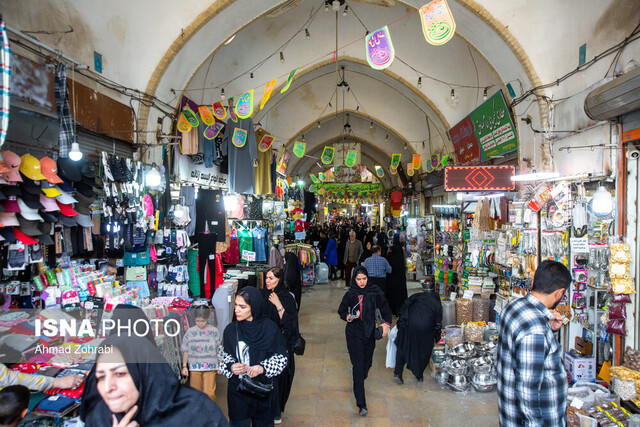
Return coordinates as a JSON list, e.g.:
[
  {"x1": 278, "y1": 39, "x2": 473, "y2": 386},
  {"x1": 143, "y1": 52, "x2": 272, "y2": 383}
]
[{"x1": 214, "y1": 280, "x2": 499, "y2": 426}]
